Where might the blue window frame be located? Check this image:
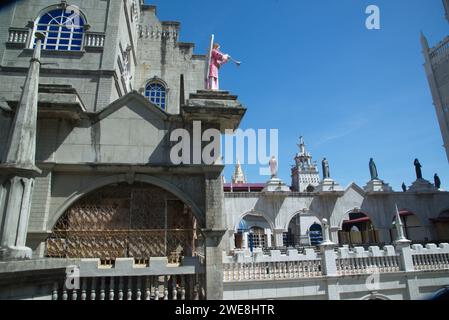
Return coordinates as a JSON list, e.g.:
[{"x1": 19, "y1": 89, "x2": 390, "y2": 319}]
[
  {"x1": 144, "y1": 82, "x2": 166, "y2": 110},
  {"x1": 34, "y1": 8, "x2": 85, "y2": 51}
]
